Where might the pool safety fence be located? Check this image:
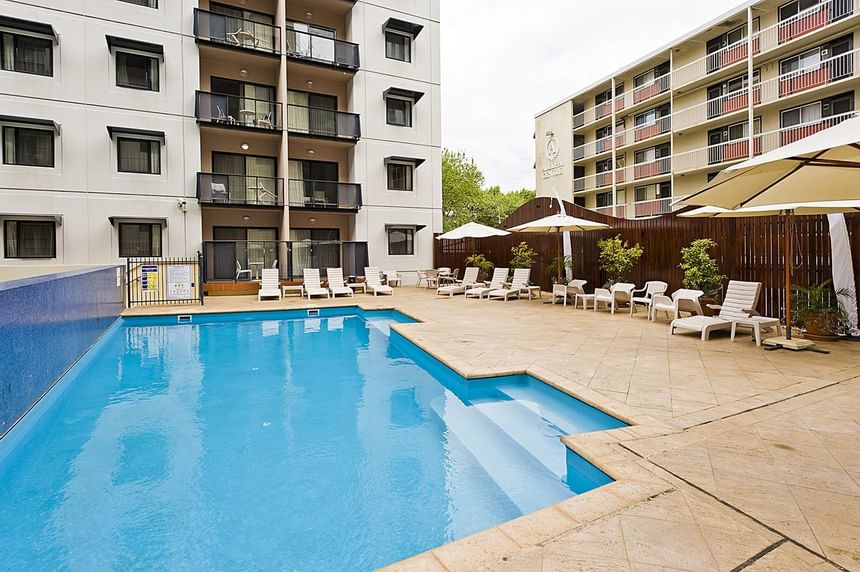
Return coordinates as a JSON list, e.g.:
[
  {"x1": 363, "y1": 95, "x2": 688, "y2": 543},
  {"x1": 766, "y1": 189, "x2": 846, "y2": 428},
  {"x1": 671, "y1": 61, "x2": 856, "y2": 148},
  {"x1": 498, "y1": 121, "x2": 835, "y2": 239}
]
[{"x1": 126, "y1": 254, "x2": 204, "y2": 308}]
